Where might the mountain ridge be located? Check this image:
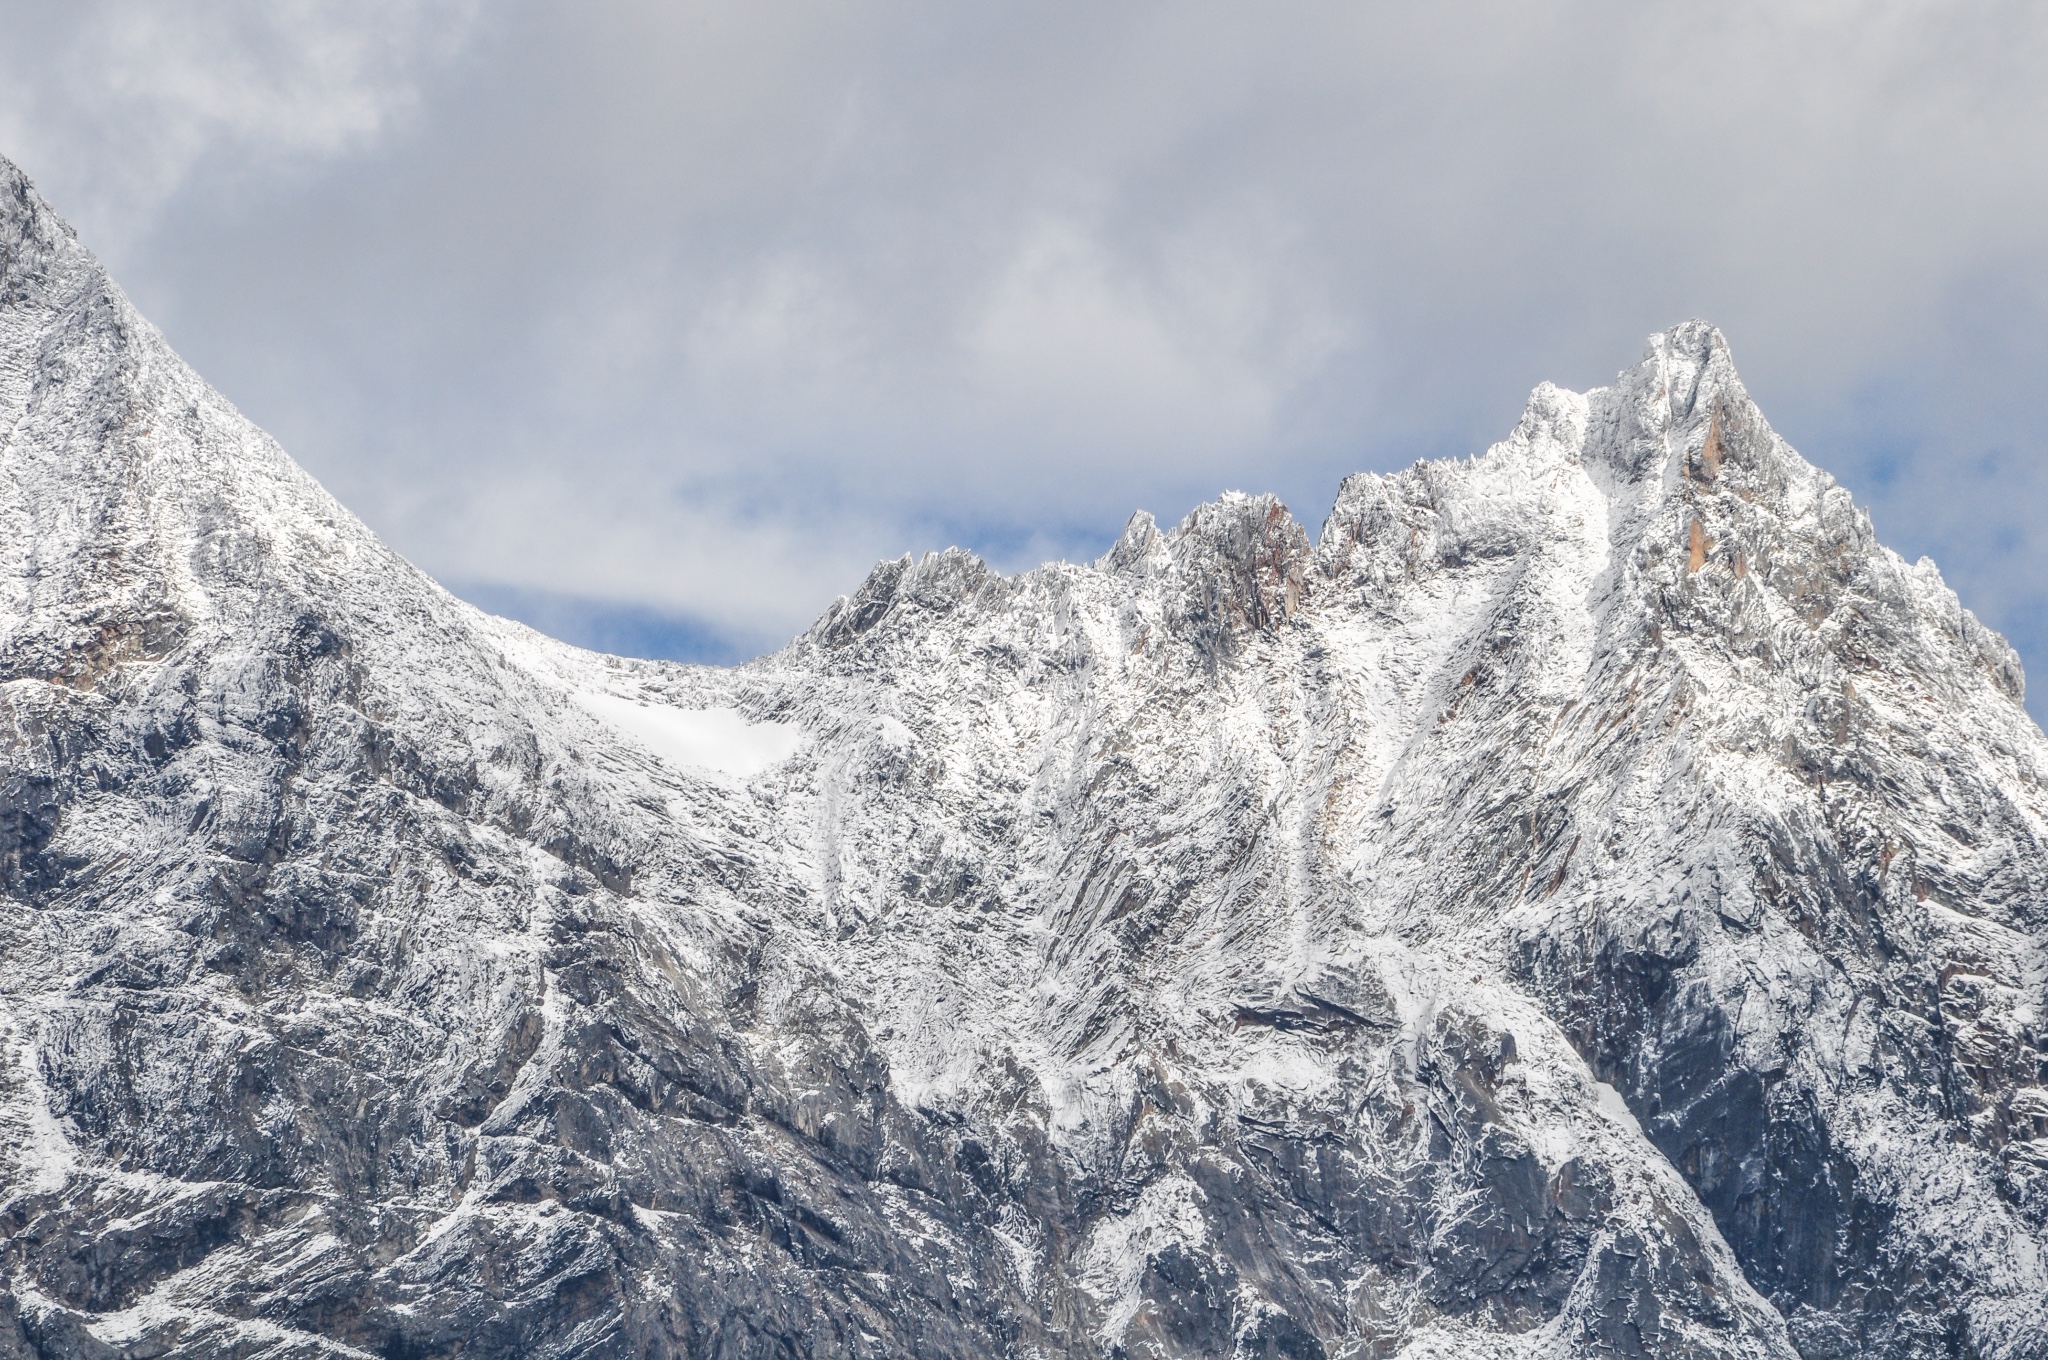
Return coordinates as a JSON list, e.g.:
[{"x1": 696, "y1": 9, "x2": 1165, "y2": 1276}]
[{"x1": 2, "y1": 153, "x2": 2046, "y2": 1360}]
